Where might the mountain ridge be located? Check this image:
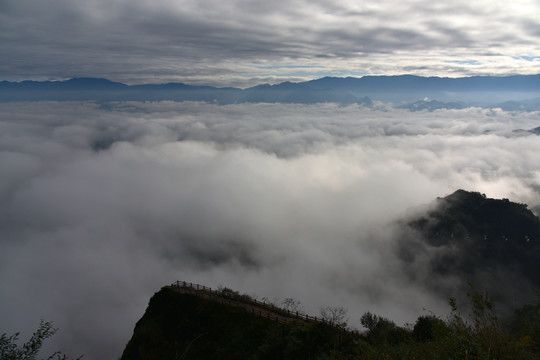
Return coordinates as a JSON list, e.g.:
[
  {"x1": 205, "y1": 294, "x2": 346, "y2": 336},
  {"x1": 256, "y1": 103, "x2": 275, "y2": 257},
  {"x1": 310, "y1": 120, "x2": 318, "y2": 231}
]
[
  {"x1": 4, "y1": 73, "x2": 540, "y2": 91},
  {"x1": 2, "y1": 74, "x2": 540, "y2": 105}
]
